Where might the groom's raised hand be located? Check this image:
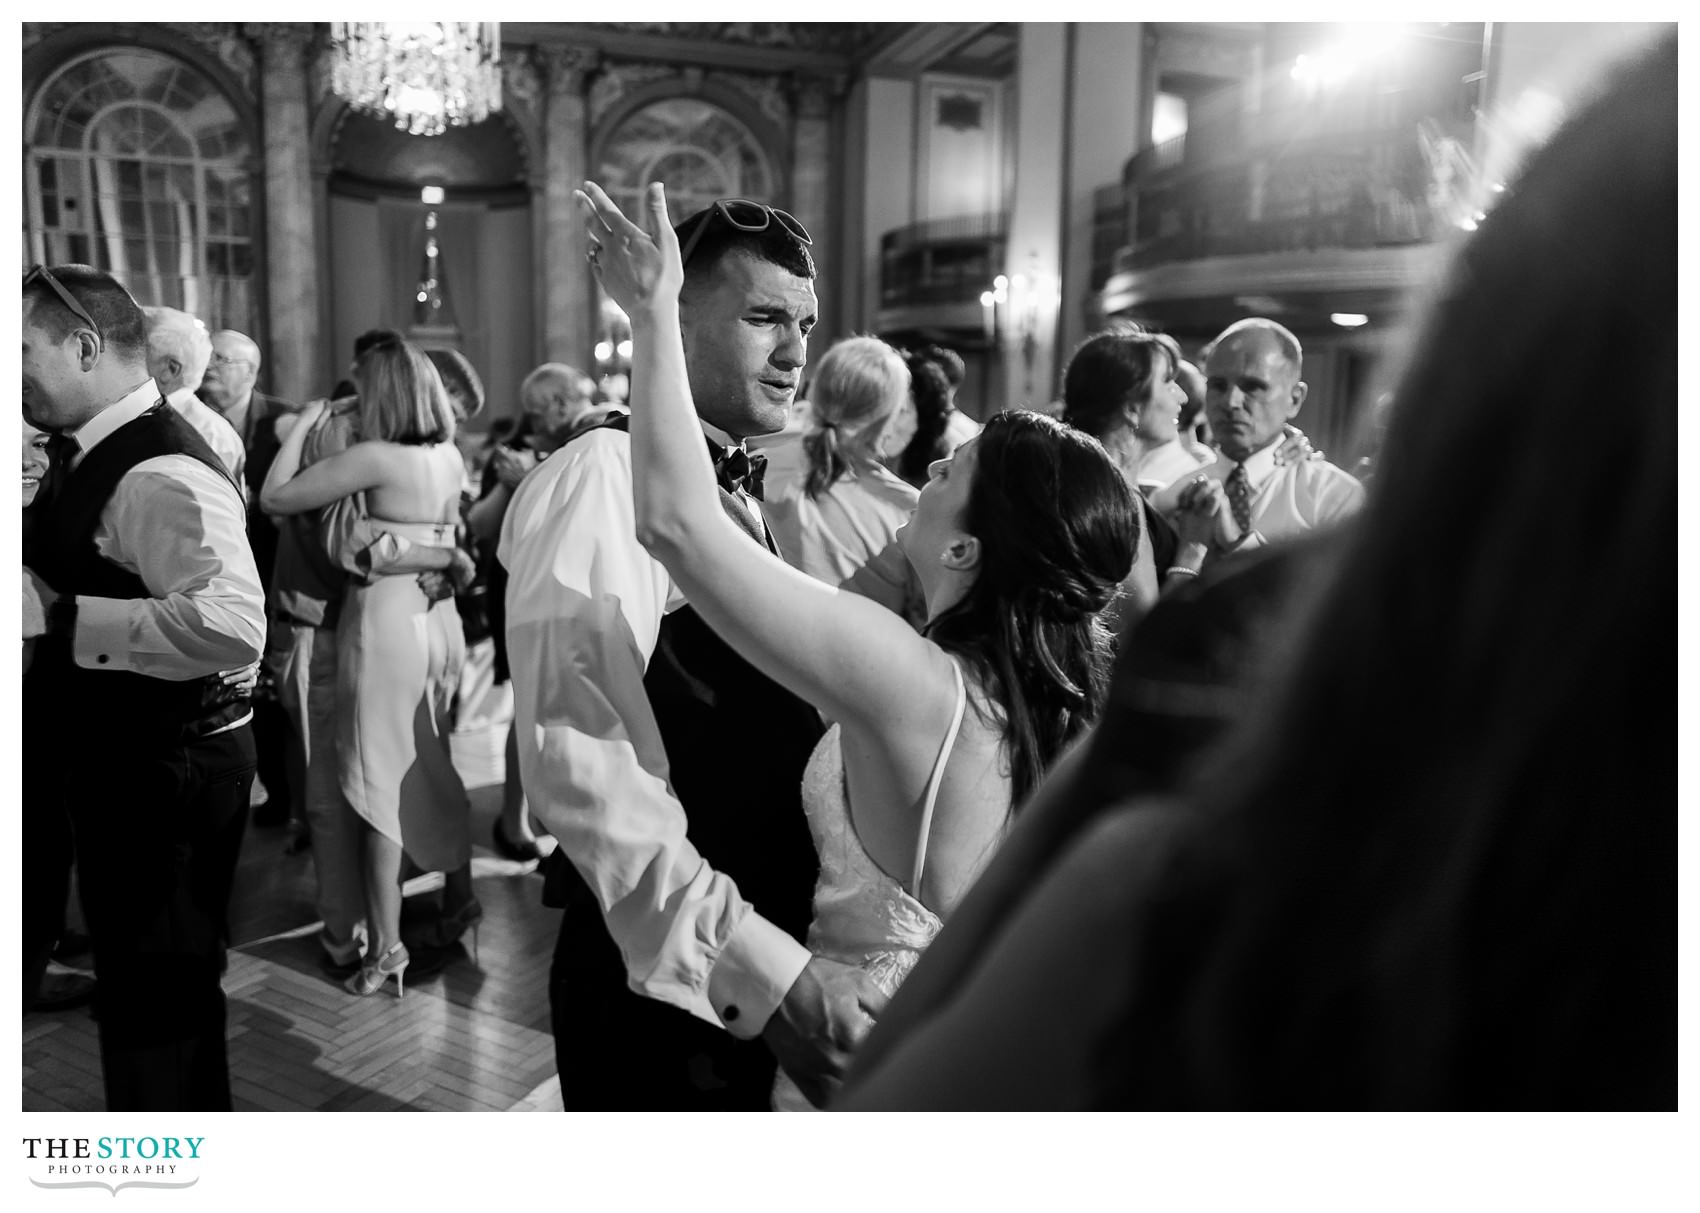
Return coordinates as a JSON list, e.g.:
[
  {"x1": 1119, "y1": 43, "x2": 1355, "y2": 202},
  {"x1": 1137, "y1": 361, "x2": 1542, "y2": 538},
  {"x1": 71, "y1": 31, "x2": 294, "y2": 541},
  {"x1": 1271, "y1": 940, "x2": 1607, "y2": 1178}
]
[{"x1": 764, "y1": 956, "x2": 888, "y2": 1108}]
